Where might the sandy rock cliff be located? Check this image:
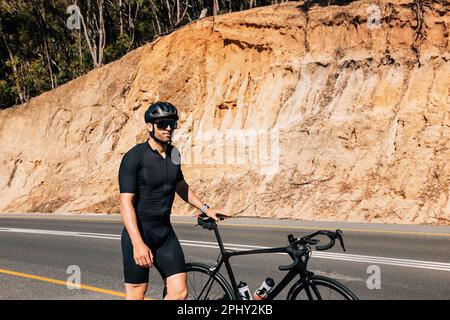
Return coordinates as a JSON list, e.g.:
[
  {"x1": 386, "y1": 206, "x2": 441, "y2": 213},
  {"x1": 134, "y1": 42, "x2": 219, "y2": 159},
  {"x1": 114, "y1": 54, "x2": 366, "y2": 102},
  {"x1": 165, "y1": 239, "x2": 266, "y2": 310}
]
[{"x1": 0, "y1": 0, "x2": 449, "y2": 224}]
